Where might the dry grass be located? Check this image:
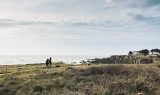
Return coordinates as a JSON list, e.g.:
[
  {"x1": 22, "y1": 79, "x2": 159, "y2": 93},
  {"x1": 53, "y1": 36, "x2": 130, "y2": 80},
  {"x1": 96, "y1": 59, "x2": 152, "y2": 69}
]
[{"x1": 0, "y1": 63, "x2": 160, "y2": 95}]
